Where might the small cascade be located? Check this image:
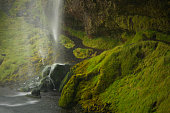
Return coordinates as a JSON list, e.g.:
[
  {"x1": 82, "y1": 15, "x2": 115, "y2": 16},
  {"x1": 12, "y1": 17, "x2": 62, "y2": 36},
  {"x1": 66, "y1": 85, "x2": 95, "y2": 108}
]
[
  {"x1": 47, "y1": 64, "x2": 58, "y2": 90},
  {"x1": 46, "y1": 63, "x2": 65, "y2": 90},
  {"x1": 48, "y1": 77, "x2": 56, "y2": 90}
]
